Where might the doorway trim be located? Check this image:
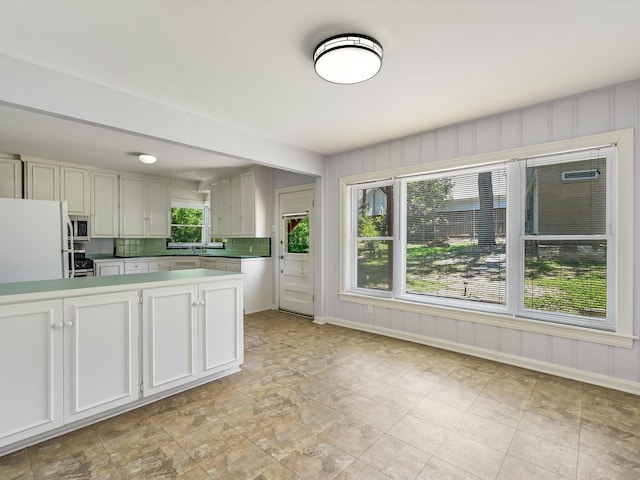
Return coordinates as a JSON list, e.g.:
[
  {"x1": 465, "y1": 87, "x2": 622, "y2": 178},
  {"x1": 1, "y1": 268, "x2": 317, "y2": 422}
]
[{"x1": 274, "y1": 183, "x2": 315, "y2": 317}]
